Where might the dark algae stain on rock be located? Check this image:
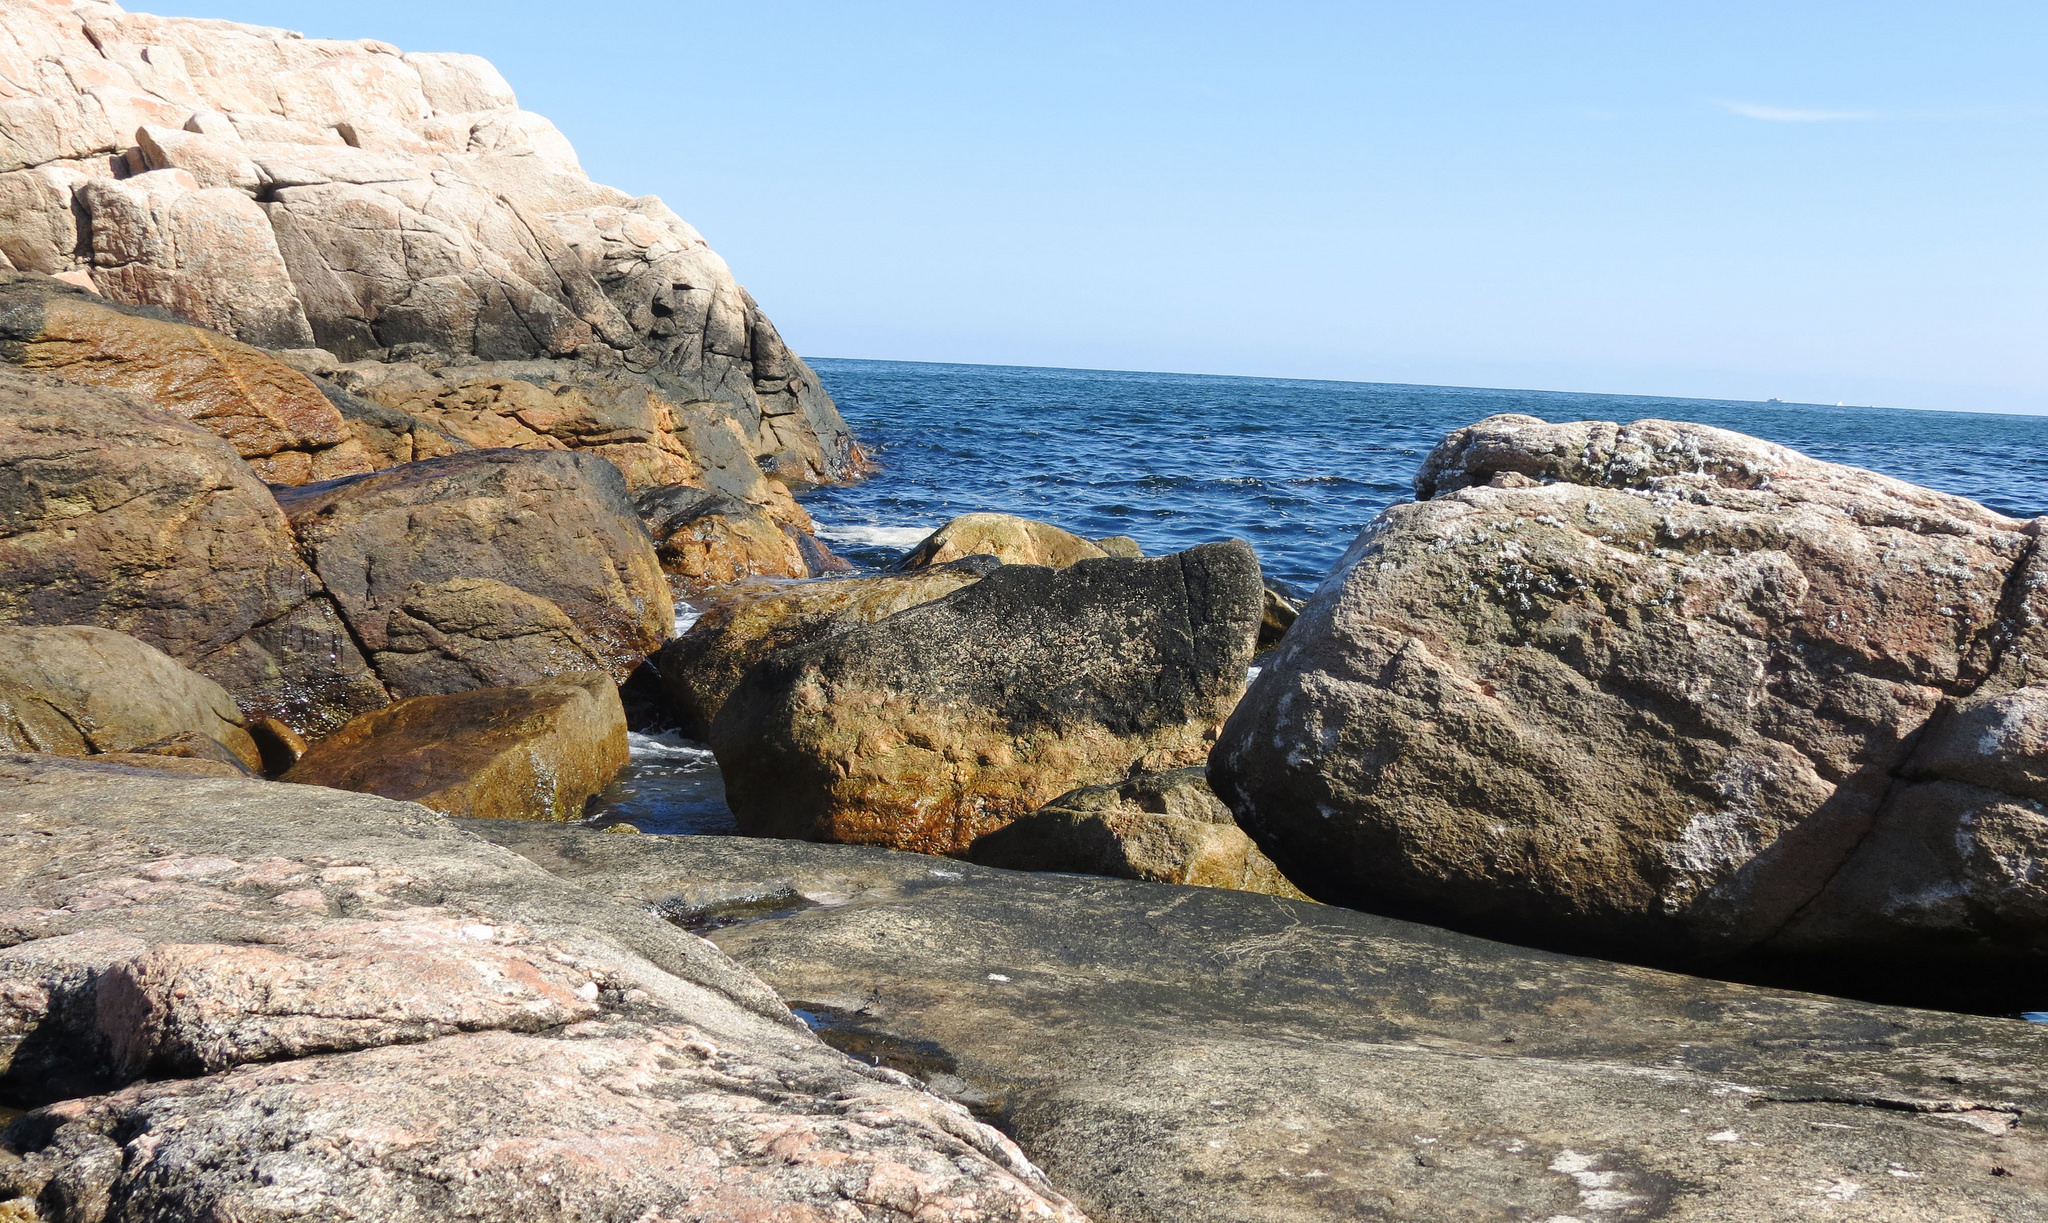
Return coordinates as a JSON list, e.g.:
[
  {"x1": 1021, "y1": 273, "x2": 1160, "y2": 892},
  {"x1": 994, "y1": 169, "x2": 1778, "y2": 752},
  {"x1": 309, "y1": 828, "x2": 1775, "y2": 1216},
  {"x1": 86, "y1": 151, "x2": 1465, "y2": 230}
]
[{"x1": 711, "y1": 541, "x2": 1264, "y2": 856}]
